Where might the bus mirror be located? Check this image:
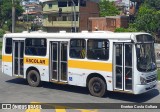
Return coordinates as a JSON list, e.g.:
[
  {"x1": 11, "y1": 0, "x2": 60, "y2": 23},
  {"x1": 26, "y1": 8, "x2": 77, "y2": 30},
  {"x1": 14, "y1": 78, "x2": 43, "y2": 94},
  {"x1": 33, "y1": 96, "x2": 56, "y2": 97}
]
[{"x1": 130, "y1": 34, "x2": 136, "y2": 43}]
